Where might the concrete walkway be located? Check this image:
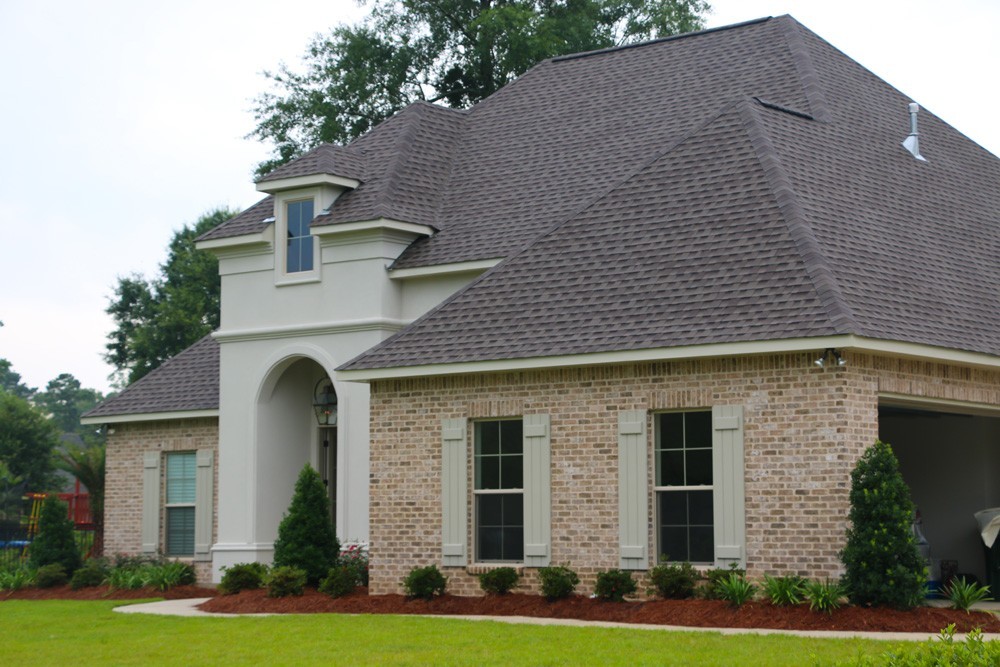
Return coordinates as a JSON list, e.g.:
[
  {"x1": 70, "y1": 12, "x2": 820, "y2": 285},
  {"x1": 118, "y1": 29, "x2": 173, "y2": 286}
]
[{"x1": 112, "y1": 598, "x2": 1000, "y2": 642}]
